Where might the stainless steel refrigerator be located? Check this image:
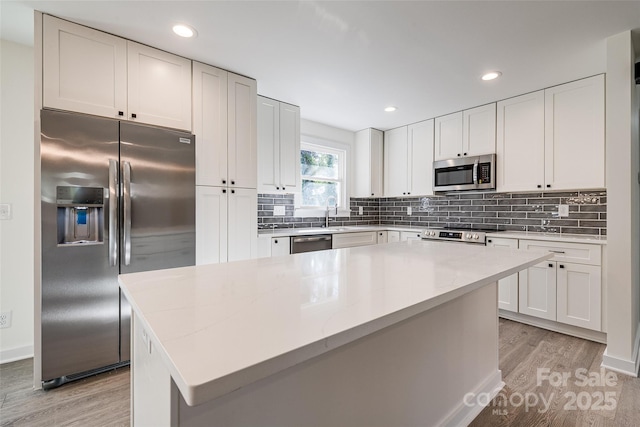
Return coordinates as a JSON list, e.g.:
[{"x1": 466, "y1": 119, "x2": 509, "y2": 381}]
[{"x1": 40, "y1": 109, "x2": 195, "y2": 388}]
